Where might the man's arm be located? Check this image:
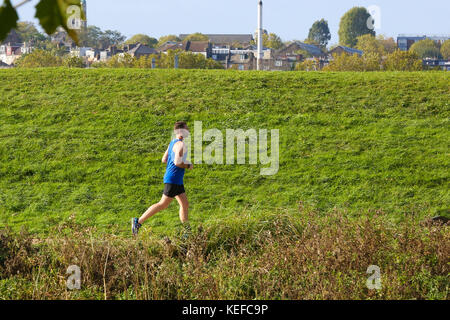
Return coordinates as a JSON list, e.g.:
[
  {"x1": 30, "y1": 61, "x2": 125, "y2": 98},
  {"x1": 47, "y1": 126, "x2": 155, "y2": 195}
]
[
  {"x1": 162, "y1": 147, "x2": 169, "y2": 164},
  {"x1": 173, "y1": 141, "x2": 193, "y2": 169}
]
